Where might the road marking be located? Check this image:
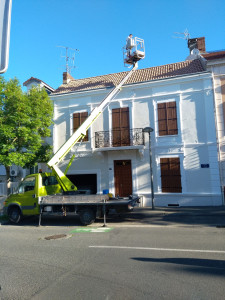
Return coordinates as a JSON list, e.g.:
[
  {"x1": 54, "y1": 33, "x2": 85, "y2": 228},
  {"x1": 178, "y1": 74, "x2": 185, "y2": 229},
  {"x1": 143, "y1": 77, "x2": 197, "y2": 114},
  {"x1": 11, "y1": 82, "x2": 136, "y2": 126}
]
[
  {"x1": 70, "y1": 227, "x2": 113, "y2": 233},
  {"x1": 89, "y1": 245, "x2": 225, "y2": 254}
]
